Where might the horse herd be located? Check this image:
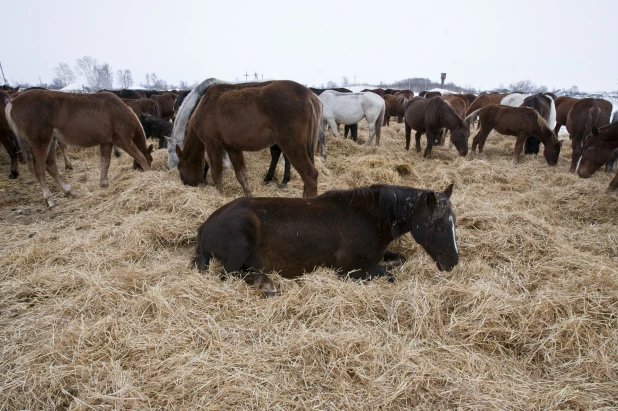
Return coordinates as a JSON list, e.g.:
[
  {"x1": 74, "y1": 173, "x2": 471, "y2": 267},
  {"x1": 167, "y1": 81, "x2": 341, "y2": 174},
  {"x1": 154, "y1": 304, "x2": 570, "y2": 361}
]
[{"x1": 1, "y1": 80, "x2": 616, "y2": 296}]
